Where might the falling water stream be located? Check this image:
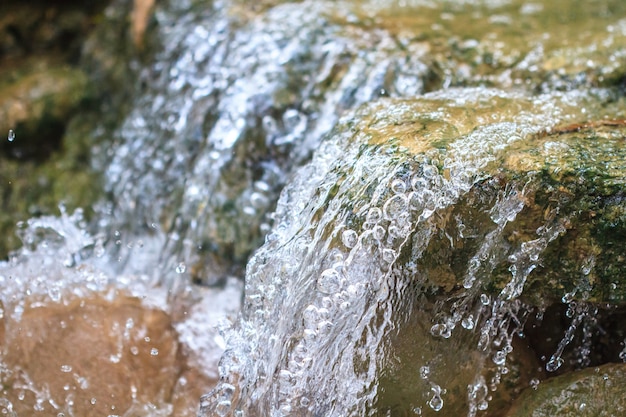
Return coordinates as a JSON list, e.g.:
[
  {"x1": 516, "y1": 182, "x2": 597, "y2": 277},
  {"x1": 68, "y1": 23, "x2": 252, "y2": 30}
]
[{"x1": 1, "y1": 0, "x2": 626, "y2": 416}]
